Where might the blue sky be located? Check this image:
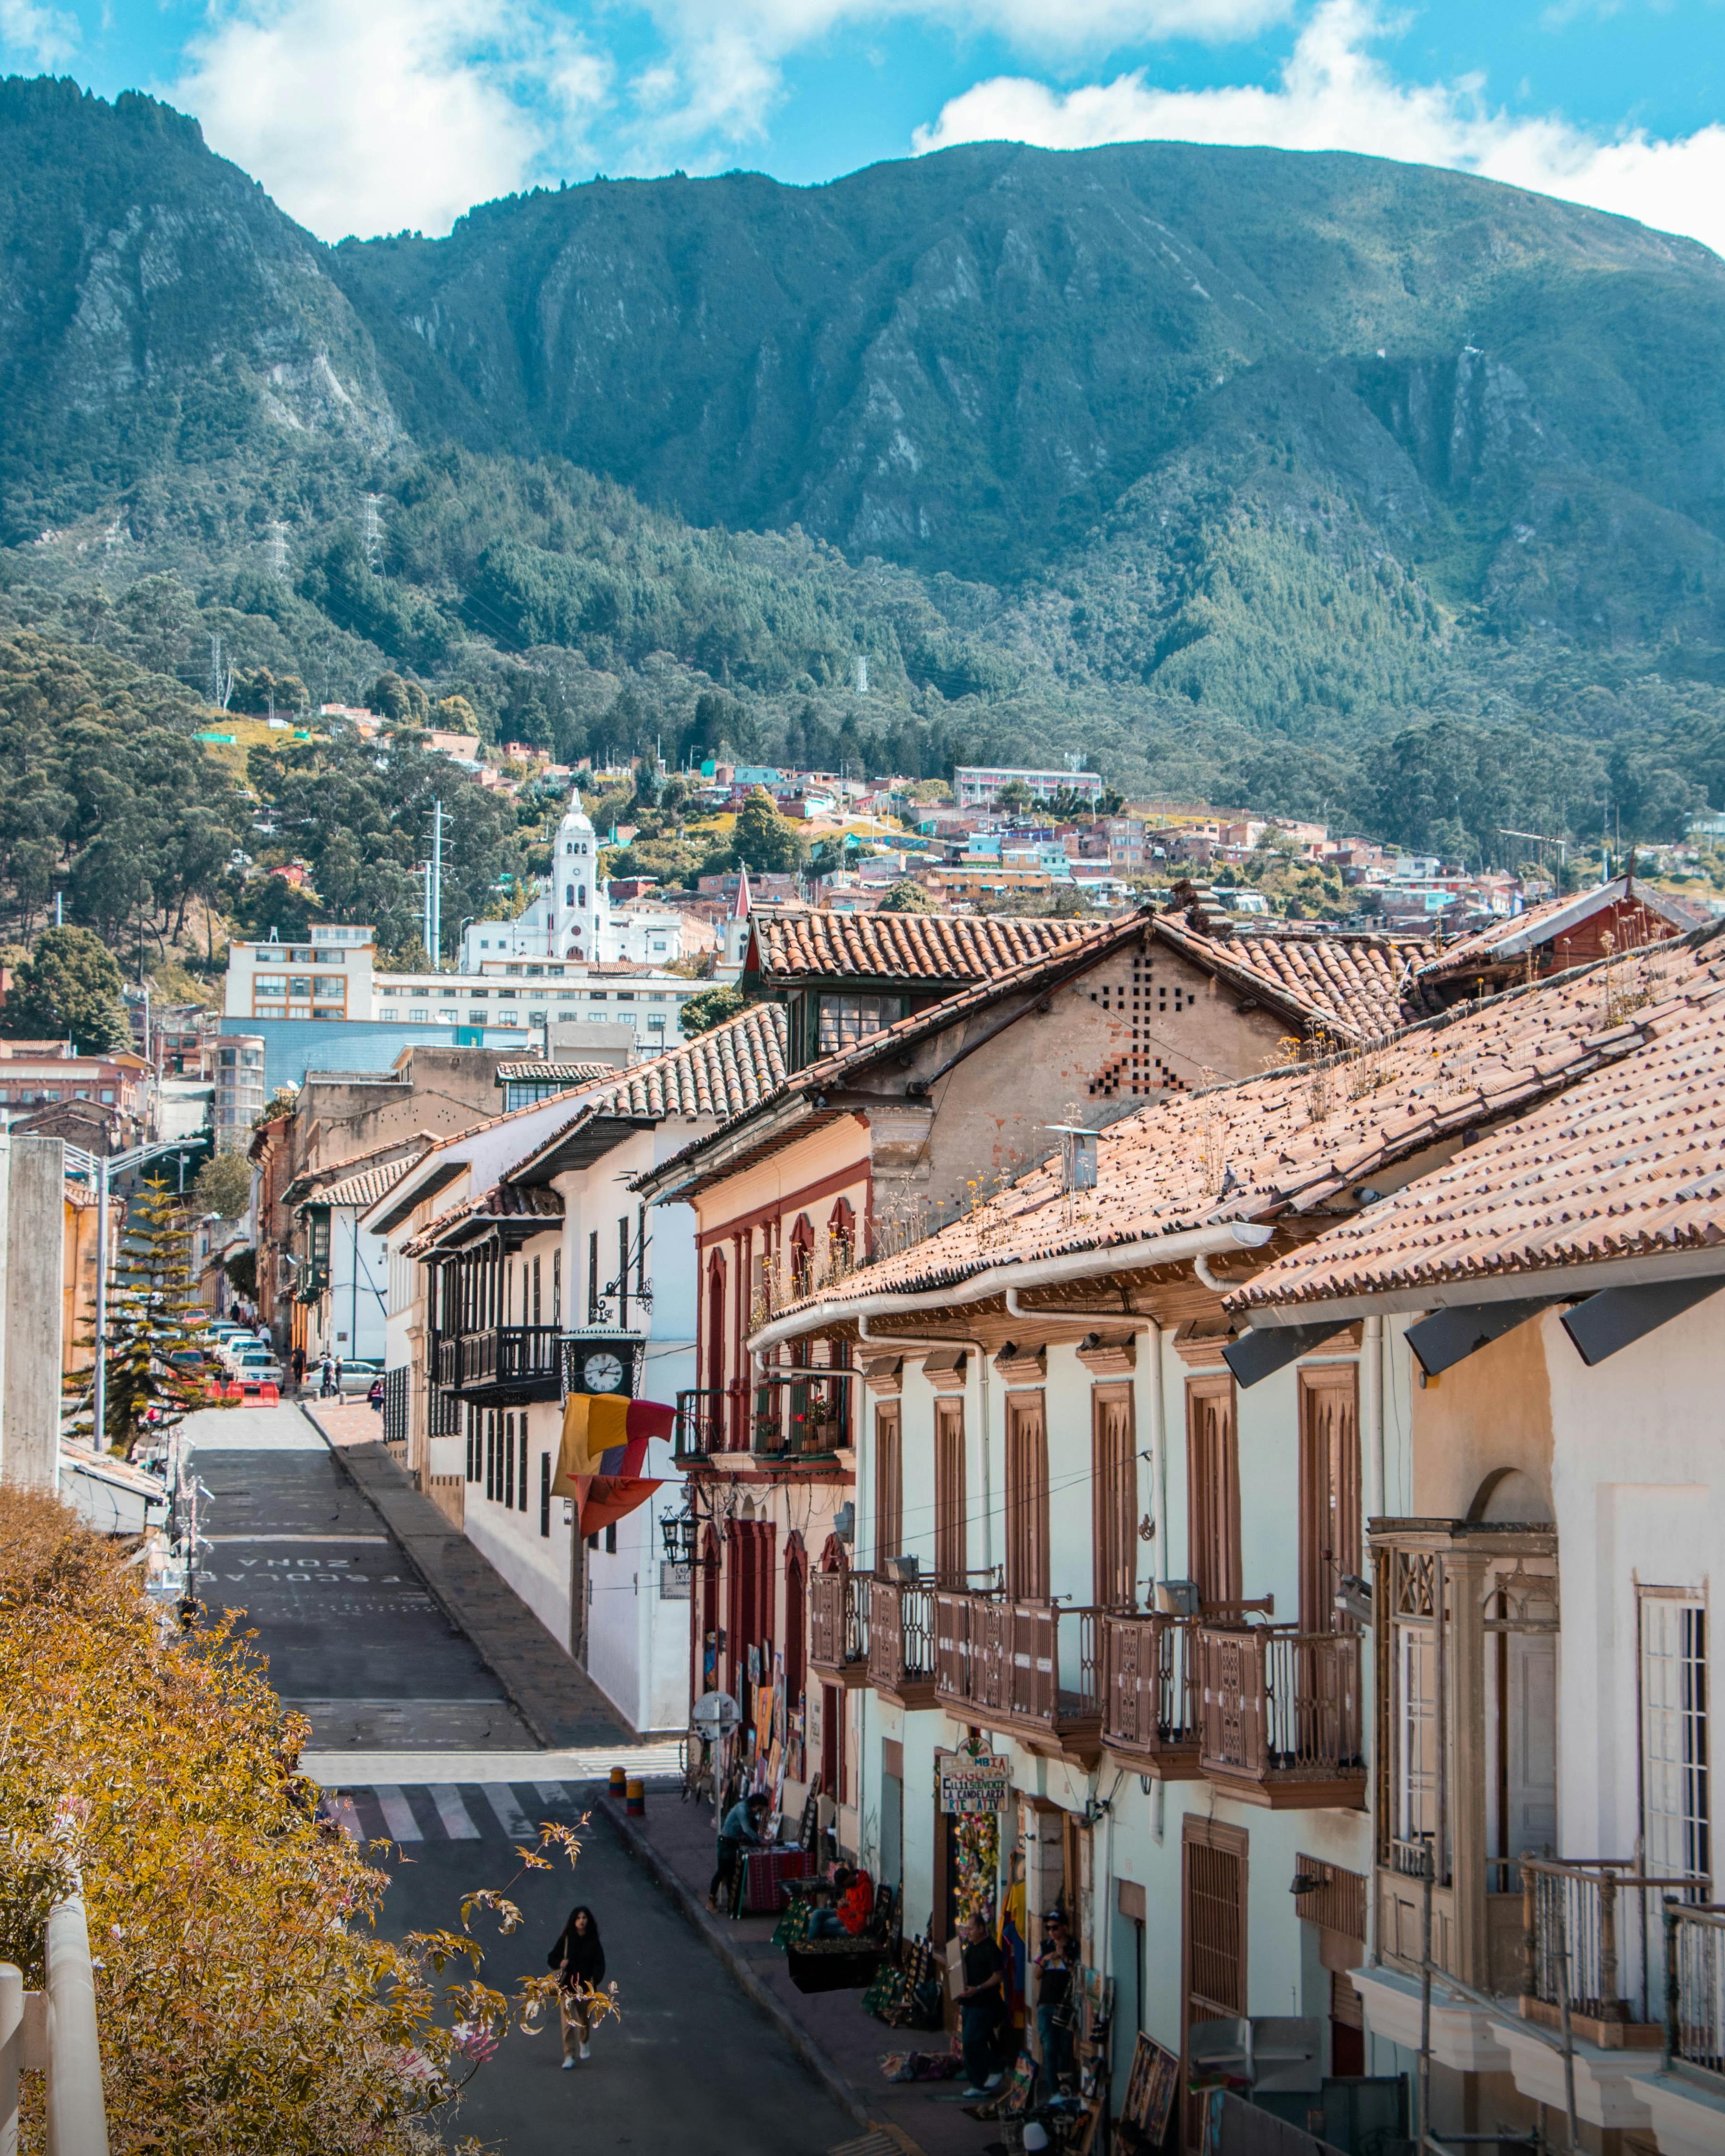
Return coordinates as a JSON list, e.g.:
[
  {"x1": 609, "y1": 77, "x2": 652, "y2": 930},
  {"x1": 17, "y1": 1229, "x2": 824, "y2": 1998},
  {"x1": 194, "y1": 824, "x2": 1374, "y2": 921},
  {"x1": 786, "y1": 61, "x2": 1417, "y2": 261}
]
[{"x1": 9, "y1": 0, "x2": 1725, "y2": 252}]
